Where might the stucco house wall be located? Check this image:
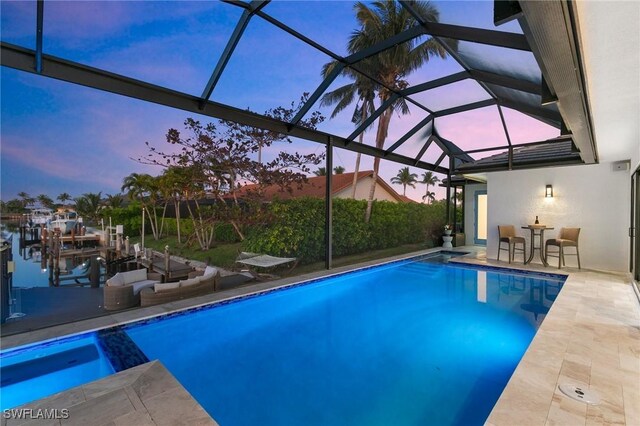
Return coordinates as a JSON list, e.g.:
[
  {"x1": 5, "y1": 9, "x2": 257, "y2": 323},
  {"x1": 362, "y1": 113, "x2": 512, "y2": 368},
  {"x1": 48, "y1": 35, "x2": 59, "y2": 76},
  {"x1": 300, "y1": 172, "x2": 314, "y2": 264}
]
[
  {"x1": 485, "y1": 162, "x2": 630, "y2": 272},
  {"x1": 334, "y1": 175, "x2": 400, "y2": 202}
]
